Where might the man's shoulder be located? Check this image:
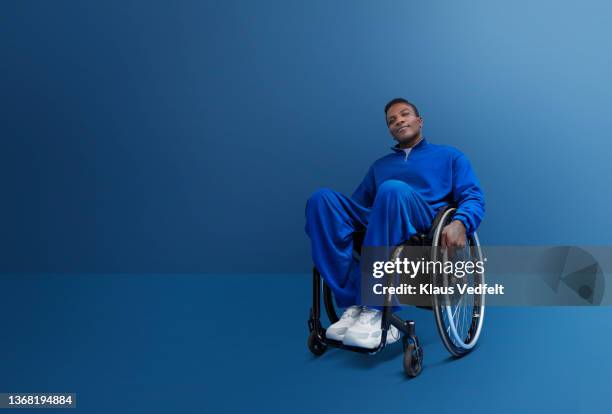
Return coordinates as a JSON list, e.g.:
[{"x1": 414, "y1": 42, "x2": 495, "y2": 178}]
[{"x1": 425, "y1": 142, "x2": 466, "y2": 159}]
